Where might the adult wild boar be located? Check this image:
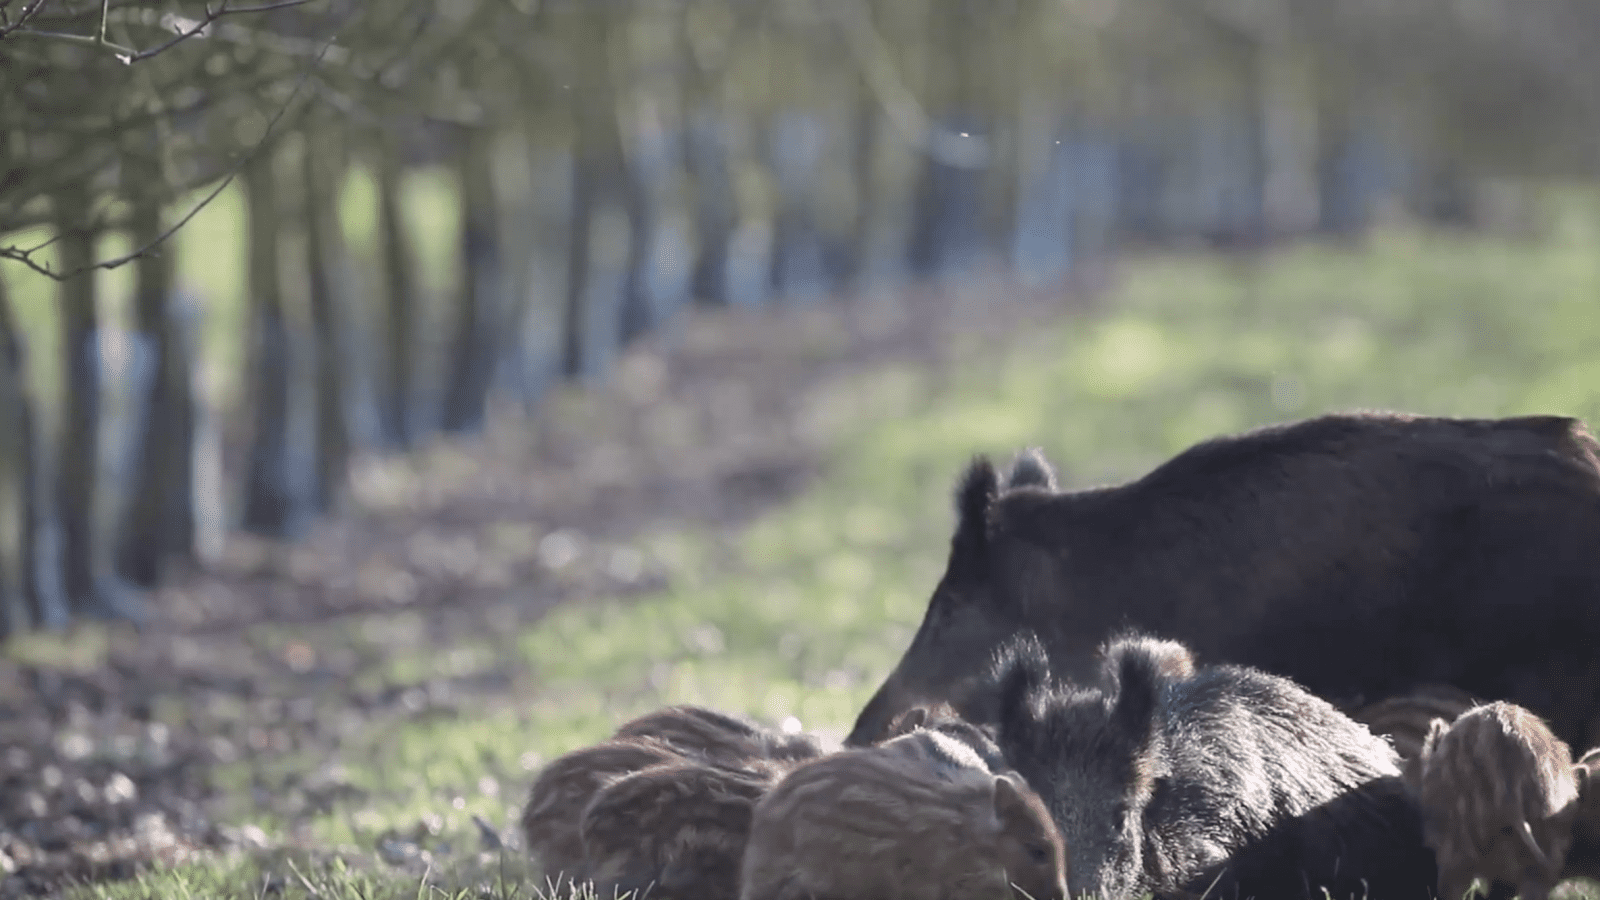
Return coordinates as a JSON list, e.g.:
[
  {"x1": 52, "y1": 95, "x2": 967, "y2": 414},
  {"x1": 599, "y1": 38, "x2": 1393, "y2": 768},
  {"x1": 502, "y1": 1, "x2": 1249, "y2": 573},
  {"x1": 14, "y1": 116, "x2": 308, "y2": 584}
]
[
  {"x1": 848, "y1": 412, "x2": 1600, "y2": 749},
  {"x1": 995, "y1": 632, "x2": 1435, "y2": 900}
]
